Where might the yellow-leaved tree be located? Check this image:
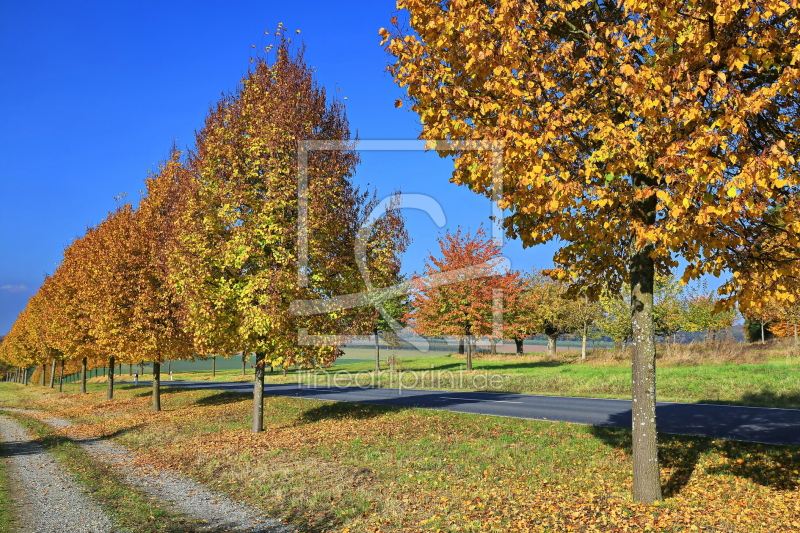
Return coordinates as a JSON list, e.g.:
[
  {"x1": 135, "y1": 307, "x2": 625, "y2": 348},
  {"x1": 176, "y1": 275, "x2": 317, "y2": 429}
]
[
  {"x1": 169, "y1": 38, "x2": 405, "y2": 432},
  {"x1": 384, "y1": 0, "x2": 800, "y2": 502}
]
